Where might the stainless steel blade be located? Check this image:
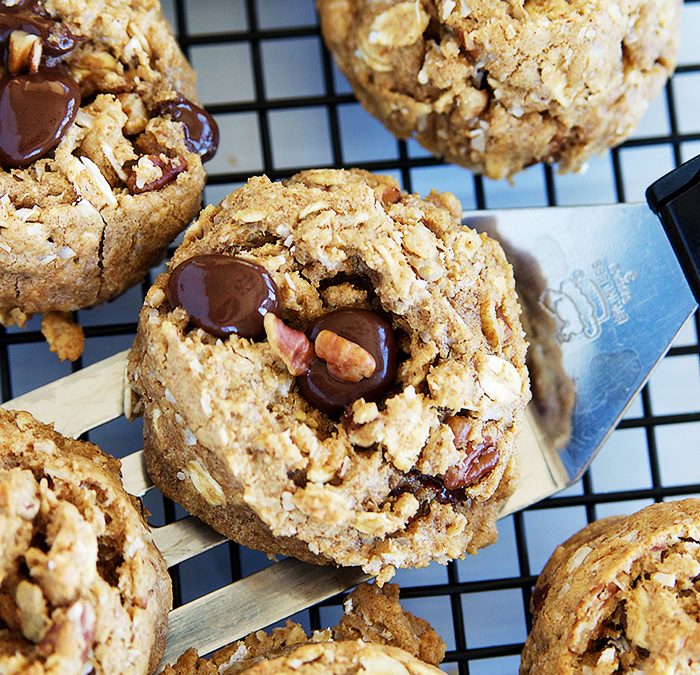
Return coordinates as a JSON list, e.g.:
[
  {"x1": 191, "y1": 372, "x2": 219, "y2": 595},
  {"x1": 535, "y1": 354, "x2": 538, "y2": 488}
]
[
  {"x1": 468, "y1": 202, "x2": 697, "y2": 483},
  {"x1": 162, "y1": 560, "x2": 369, "y2": 667}
]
